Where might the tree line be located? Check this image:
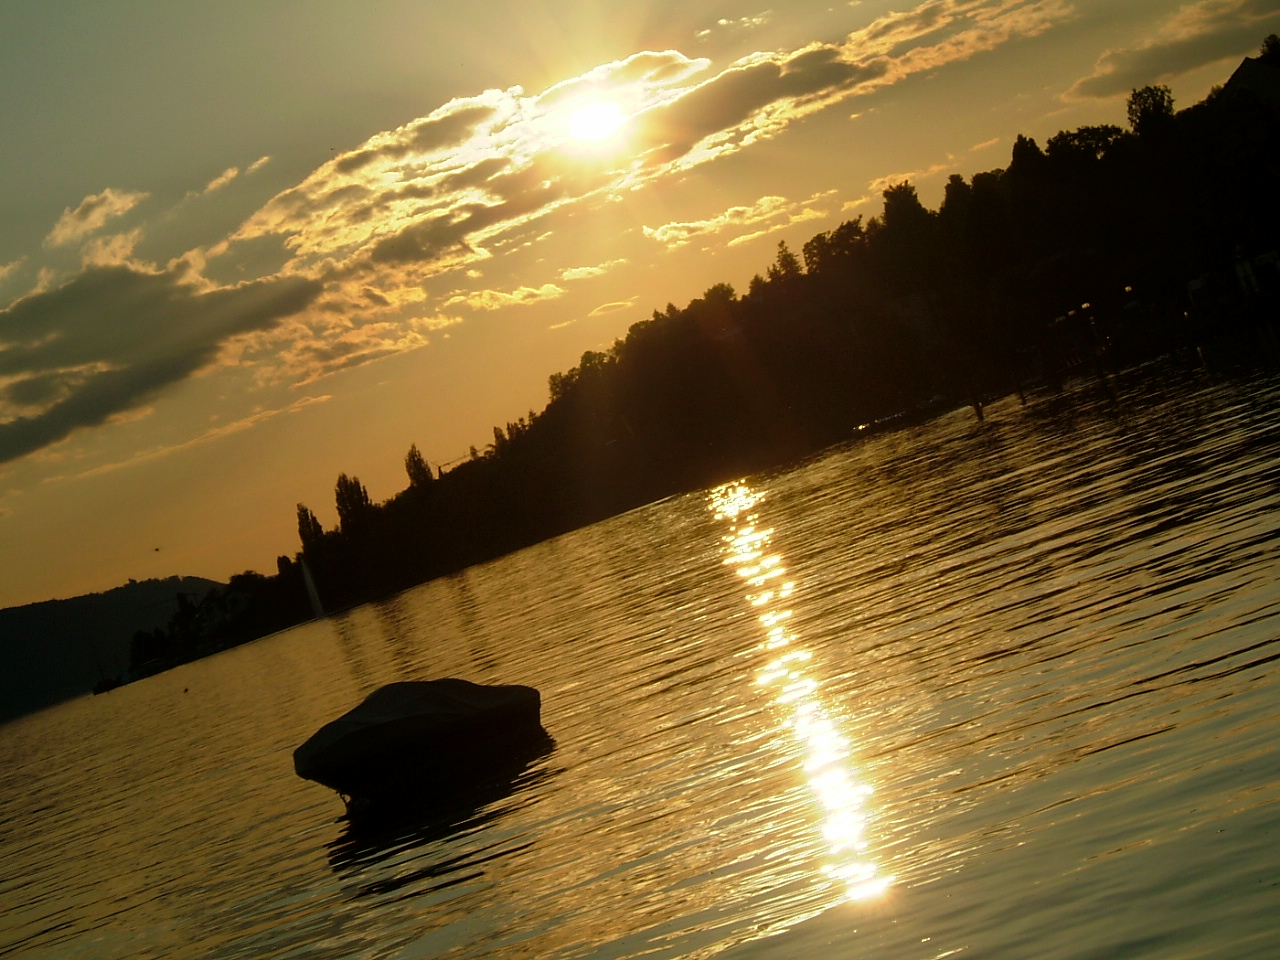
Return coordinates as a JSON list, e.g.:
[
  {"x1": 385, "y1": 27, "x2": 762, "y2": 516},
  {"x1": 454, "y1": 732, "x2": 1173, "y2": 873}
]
[{"x1": 128, "y1": 40, "x2": 1280, "y2": 676}]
